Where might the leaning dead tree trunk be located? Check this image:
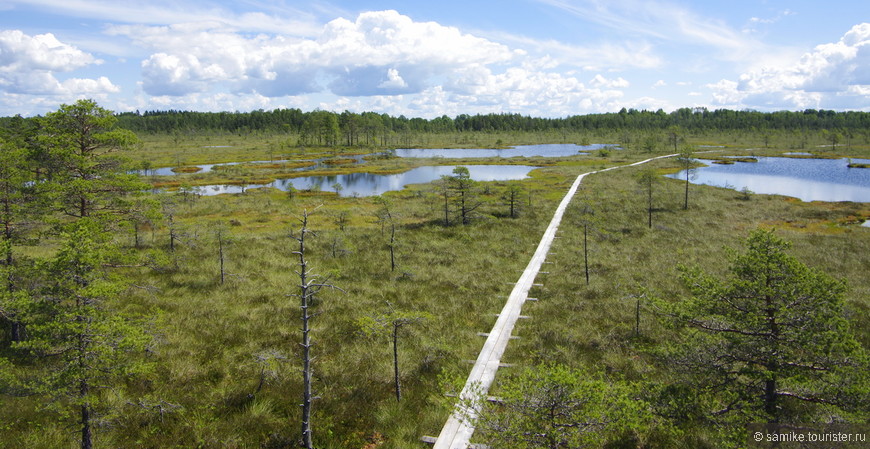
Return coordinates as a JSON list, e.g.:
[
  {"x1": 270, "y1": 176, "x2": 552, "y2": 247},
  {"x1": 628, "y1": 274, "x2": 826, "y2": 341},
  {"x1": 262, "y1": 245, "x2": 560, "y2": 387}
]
[{"x1": 290, "y1": 209, "x2": 341, "y2": 449}]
